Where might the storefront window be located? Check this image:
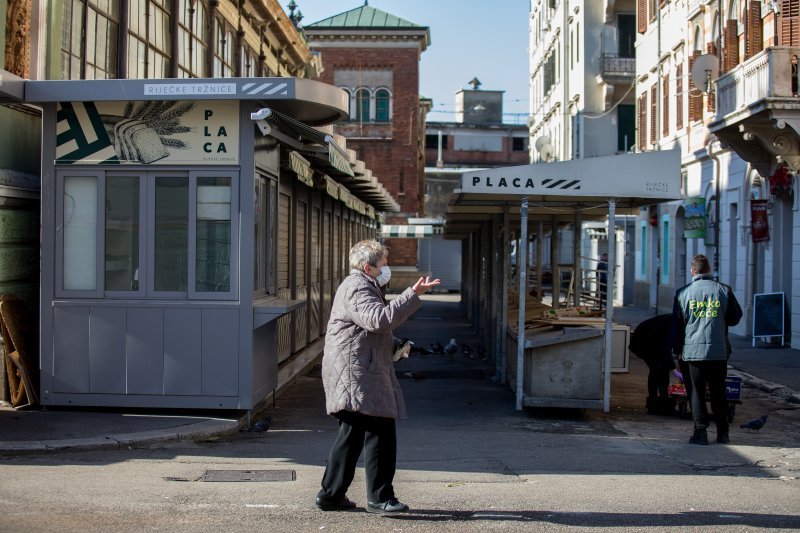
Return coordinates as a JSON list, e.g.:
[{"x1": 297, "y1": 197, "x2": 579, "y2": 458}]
[
  {"x1": 63, "y1": 176, "x2": 98, "y2": 290},
  {"x1": 154, "y1": 177, "x2": 188, "y2": 292},
  {"x1": 196, "y1": 176, "x2": 231, "y2": 292},
  {"x1": 105, "y1": 176, "x2": 140, "y2": 291}
]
